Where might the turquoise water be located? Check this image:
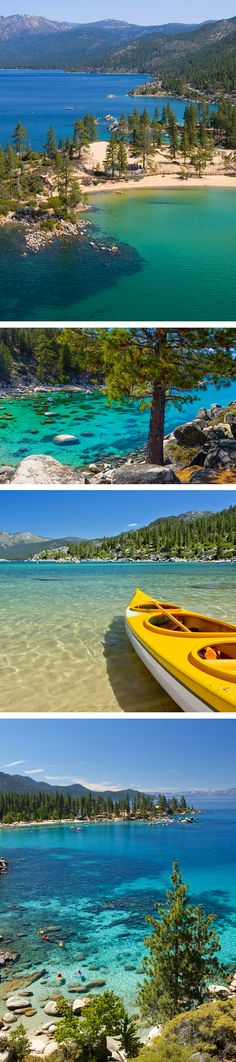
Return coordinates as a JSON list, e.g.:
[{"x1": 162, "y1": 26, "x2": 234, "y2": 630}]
[
  {"x1": 0, "y1": 70, "x2": 189, "y2": 150},
  {"x1": 1, "y1": 380, "x2": 236, "y2": 468},
  {"x1": 0, "y1": 561, "x2": 236, "y2": 712},
  {"x1": 0, "y1": 814, "x2": 236, "y2": 1016},
  {"x1": 1, "y1": 188, "x2": 236, "y2": 320}
]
